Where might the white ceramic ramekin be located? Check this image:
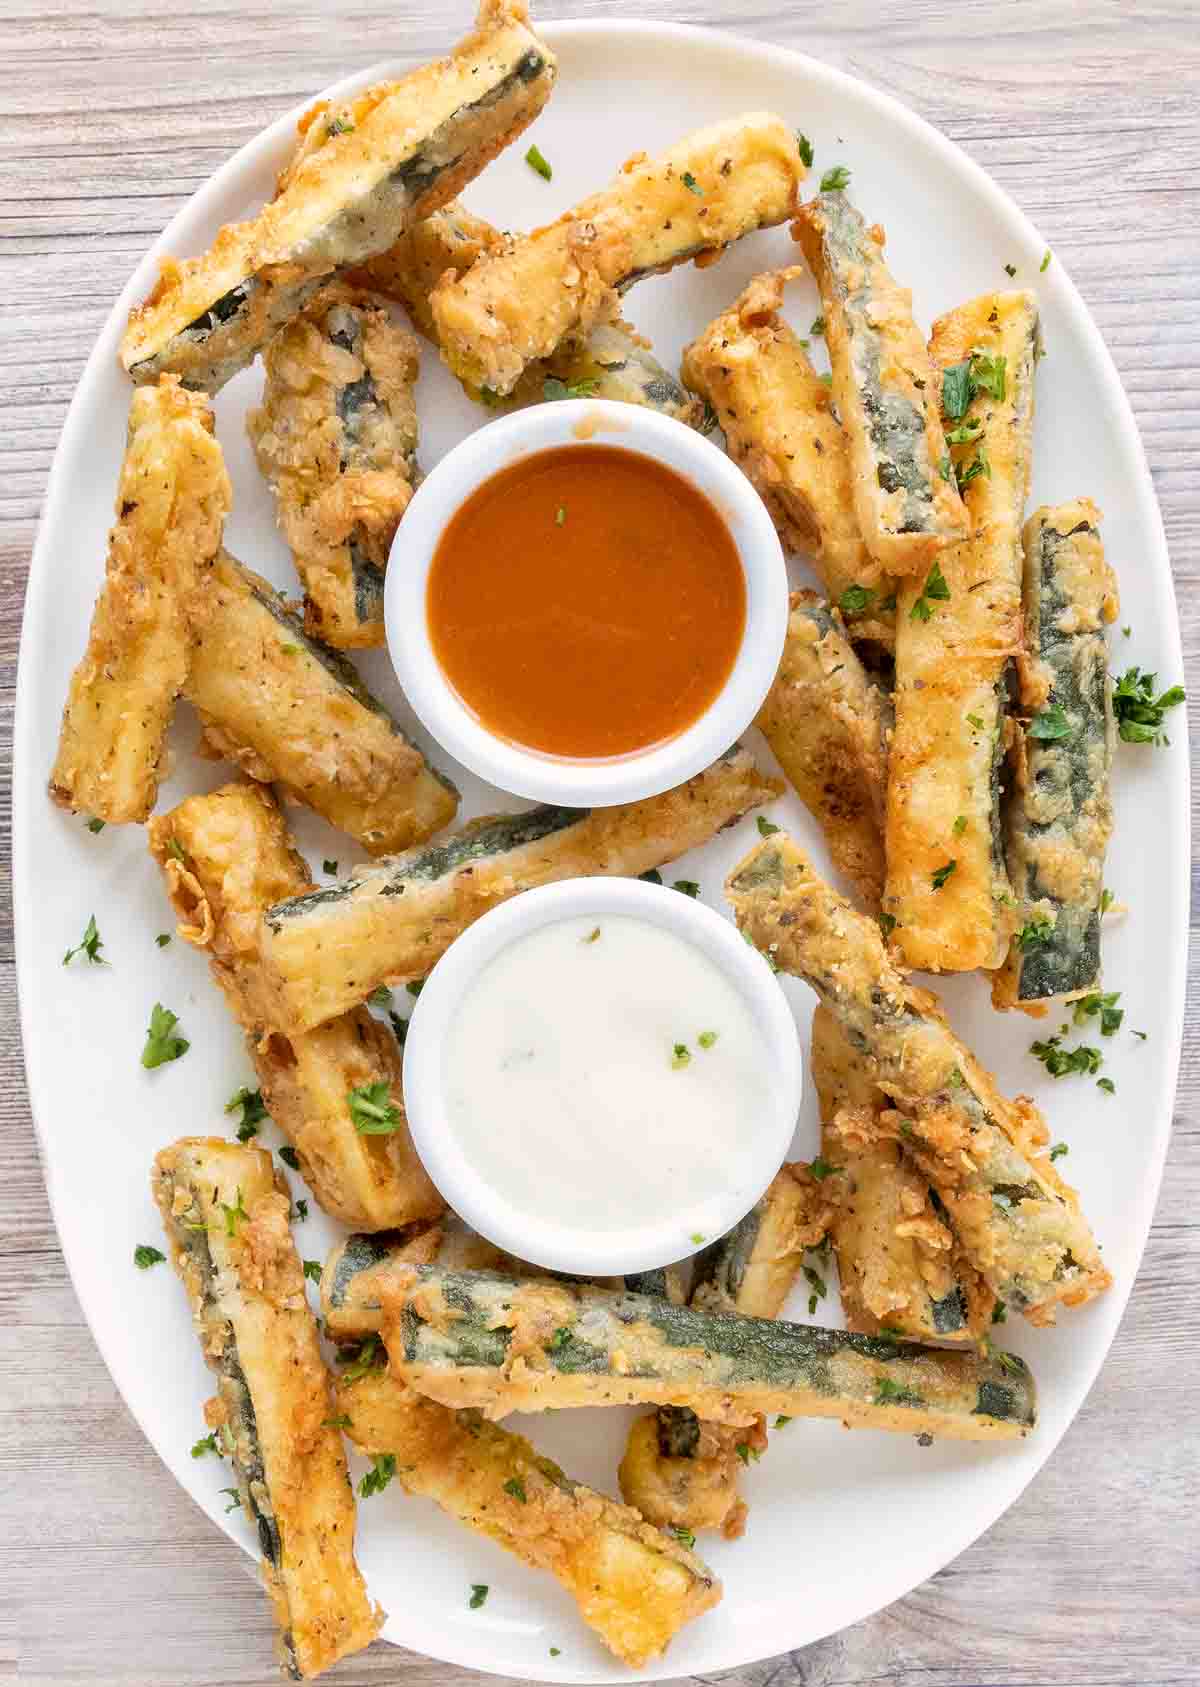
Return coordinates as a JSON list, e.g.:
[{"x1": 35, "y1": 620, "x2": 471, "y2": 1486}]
[
  {"x1": 384, "y1": 399, "x2": 788, "y2": 806},
  {"x1": 401, "y1": 876, "x2": 802, "y2": 1276}
]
